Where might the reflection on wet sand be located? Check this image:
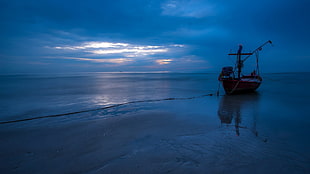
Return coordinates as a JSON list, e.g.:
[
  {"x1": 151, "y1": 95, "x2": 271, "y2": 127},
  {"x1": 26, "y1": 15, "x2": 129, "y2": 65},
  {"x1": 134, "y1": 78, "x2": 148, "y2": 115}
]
[{"x1": 217, "y1": 93, "x2": 260, "y2": 136}]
